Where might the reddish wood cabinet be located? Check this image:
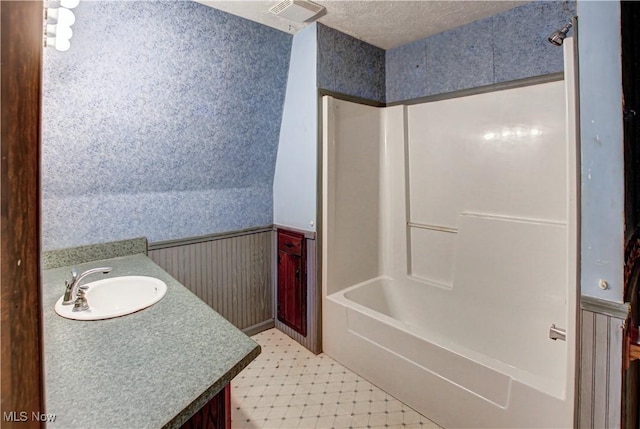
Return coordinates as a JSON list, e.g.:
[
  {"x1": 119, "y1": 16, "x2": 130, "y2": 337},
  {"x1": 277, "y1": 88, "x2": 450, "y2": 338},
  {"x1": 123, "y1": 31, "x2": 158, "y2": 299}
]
[
  {"x1": 180, "y1": 384, "x2": 230, "y2": 429},
  {"x1": 277, "y1": 229, "x2": 307, "y2": 336}
]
